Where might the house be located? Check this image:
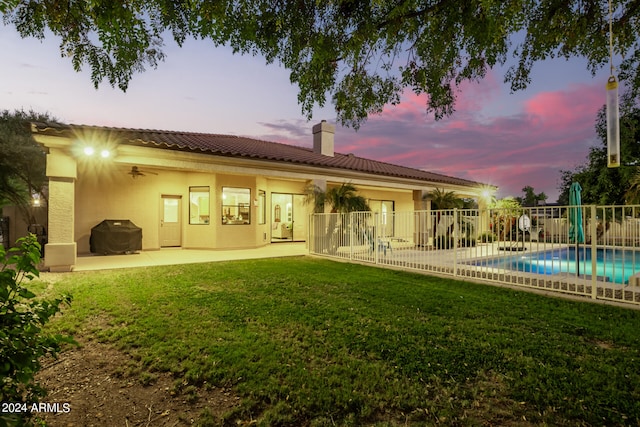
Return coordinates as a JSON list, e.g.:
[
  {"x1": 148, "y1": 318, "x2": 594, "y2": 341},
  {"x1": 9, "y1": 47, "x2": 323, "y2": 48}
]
[{"x1": 31, "y1": 120, "x2": 493, "y2": 271}]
